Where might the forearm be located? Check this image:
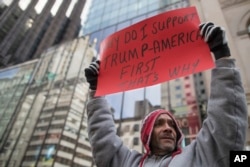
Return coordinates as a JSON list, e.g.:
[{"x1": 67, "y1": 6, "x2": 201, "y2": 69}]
[
  {"x1": 208, "y1": 58, "x2": 247, "y2": 147},
  {"x1": 197, "y1": 58, "x2": 247, "y2": 166},
  {"x1": 87, "y1": 94, "x2": 123, "y2": 166}
]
